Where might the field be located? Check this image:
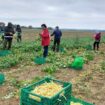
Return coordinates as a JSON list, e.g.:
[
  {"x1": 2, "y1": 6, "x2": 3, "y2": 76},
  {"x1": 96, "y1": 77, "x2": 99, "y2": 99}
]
[{"x1": 0, "y1": 28, "x2": 105, "y2": 105}]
